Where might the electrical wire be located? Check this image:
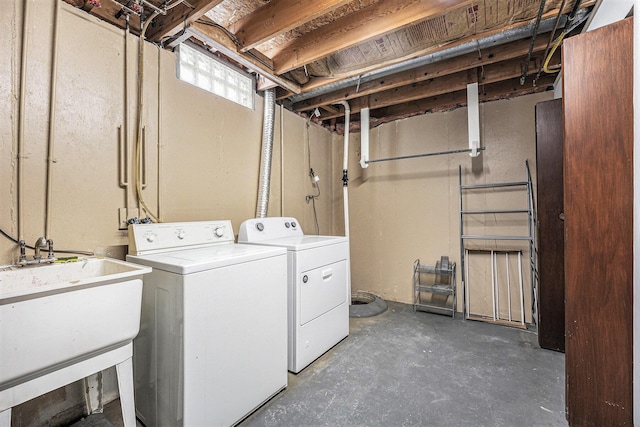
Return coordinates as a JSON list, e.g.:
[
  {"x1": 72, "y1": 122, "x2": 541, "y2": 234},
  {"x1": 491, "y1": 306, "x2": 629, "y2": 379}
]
[
  {"x1": 0, "y1": 227, "x2": 94, "y2": 256},
  {"x1": 540, "y1": 11, "x2": 589, "y2": 75},
  {"x1": 542, "y1": 31, "x2": 566, "y2": 73}
]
